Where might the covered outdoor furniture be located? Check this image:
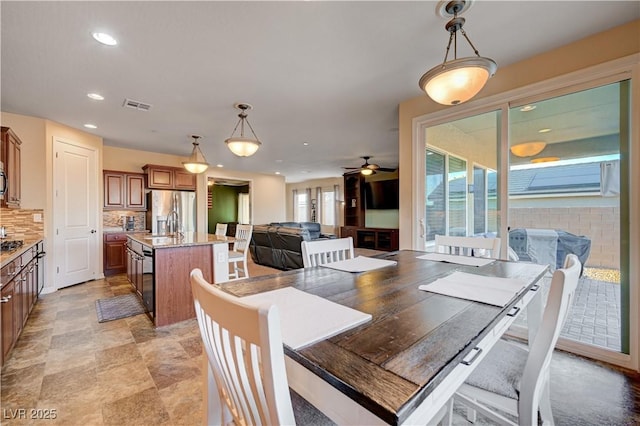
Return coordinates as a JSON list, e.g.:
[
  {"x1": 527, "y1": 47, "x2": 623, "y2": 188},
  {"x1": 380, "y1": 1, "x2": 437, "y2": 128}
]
[{"x1": 509, "y1": 228, "x2": 591, "y2": 272}]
